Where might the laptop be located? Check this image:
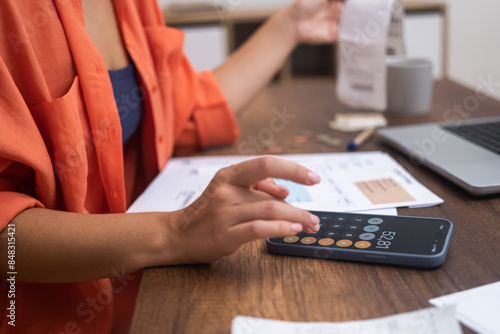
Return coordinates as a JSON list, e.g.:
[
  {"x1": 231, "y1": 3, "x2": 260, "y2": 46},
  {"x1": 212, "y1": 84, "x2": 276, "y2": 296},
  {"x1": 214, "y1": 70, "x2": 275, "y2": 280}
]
[{"x1": 377, "y1": 116, "x2": 500, "y2": 196}]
